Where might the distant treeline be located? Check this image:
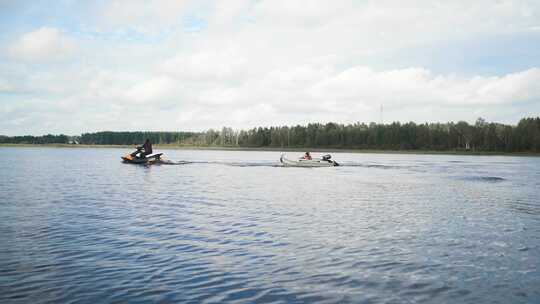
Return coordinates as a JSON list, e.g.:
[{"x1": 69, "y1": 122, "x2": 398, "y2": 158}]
[
  {"x1": 79, "y1": 131, "x2": 198, "y2": 145},
  {"x1": 2, "y1": 117, "x2": 540, "y2": 152},
  {"x1": 0, "y1": 134, "x2": 71, "y2": 144}
]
